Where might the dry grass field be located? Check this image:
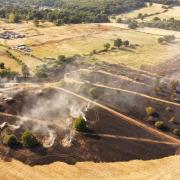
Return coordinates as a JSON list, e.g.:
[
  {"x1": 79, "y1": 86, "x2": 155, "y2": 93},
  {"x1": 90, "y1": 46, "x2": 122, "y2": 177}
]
[
  {"x1": 114, "y1": 3, "x2": 180, "y2": 22},
  {"x1": 0, "y1": 156, "x2": 179, "y2": 180},
  {"x1": 0, "y1": 18, "x2": 180, "y2": 72}
]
